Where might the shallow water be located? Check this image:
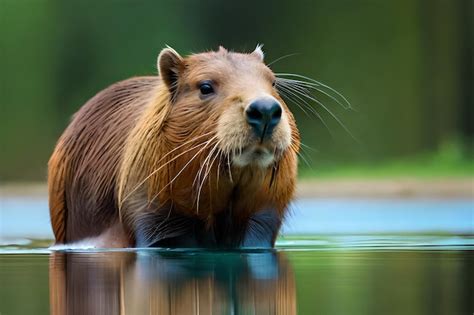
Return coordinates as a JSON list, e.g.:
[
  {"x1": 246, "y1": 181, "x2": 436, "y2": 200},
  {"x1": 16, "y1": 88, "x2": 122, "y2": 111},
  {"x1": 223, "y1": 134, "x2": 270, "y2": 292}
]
[
  {"x1": 1, "y1": 197, "x2": 473, "y2": 314},
  {"x1": 1, "y1": 246, "x2": 473, "y2": 315}
]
